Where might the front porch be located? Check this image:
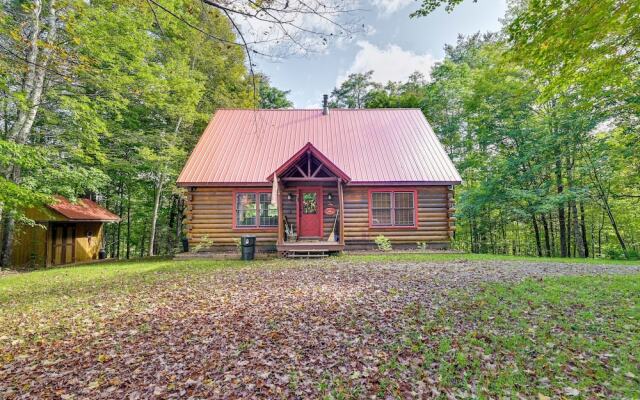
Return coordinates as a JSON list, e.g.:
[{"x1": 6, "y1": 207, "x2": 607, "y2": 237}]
[{"x1": 270, "y1": 143, "x2": 350, "y2": 256}]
